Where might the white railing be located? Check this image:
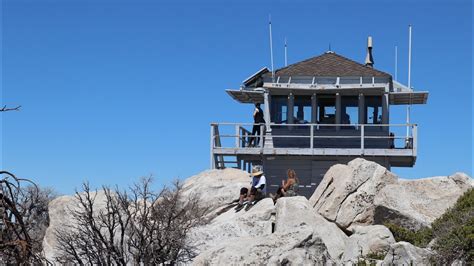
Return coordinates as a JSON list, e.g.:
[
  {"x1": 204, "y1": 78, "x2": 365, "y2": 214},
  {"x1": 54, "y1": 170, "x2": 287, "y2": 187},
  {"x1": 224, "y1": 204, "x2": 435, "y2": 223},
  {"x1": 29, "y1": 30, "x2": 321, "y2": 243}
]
[{"x1": 210, "y1": 122, "x2": 417, "y2": 153}]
